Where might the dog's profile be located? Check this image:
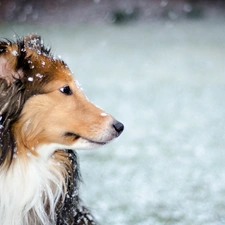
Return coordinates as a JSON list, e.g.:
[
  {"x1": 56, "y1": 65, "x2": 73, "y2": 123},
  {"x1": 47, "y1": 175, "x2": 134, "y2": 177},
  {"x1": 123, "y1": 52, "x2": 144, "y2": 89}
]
[{"x1": 0, "y1": 34, "x2": 124, "y2": 225}]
